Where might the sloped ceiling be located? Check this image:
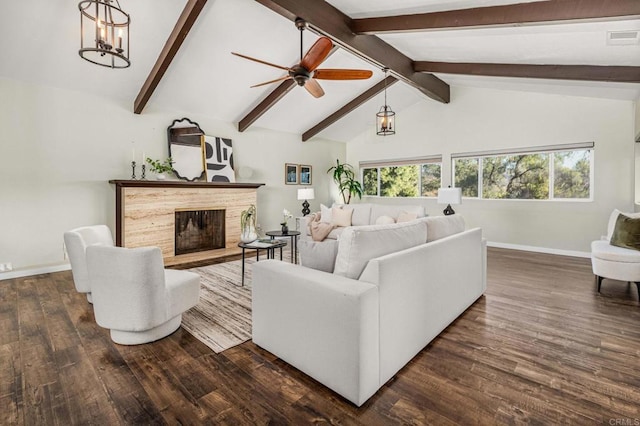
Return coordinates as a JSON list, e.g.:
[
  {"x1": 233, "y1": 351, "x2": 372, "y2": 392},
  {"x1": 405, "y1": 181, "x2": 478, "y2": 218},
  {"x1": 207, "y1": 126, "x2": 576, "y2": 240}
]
[{"x1": 1, "y1": 0, "x2": 638, "y2": 143}]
